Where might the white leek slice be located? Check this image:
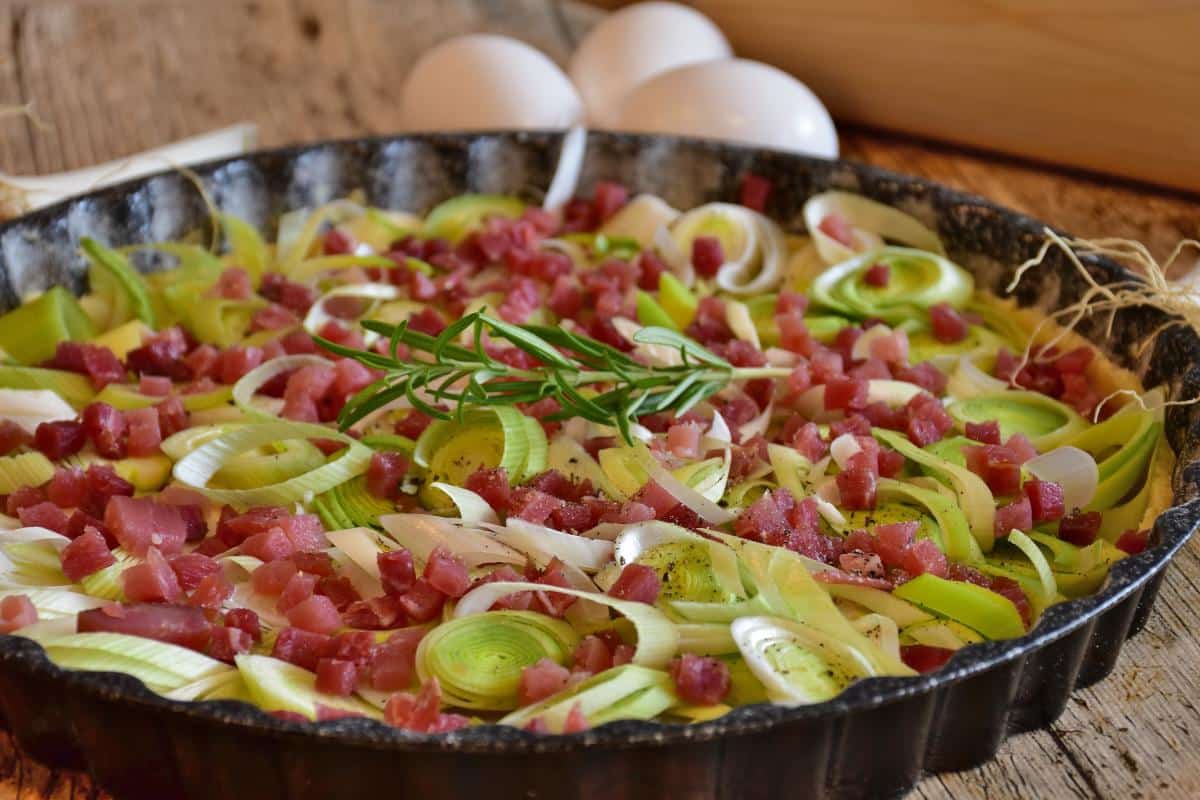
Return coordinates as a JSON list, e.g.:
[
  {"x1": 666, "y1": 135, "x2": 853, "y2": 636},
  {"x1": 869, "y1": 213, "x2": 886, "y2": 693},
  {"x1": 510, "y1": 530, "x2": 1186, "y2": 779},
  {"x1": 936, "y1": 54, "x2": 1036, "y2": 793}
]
[
  {"x1": 324, "y1": 527, "x2": 393, "y2": 581},
  {"x1": 724, "y1": 299, "x2": 761, "y2": 349},
  {"x1": 653, "y1": 225, "x2": 693, "y2": 286},
  {"x1": 635, "y1": 447, "x2": 734, "y2": 525},
  {"x1": 173, "y1": 421, "x2": 372, "y2": 507},
  {"x1": 731, "y1": 615, "x2": 877, "y2": 705},
  {"x1": 670, "y1": 203, "x2": 787, "y2": 296},
  {"x1": 875, "y1": 429, "x2": 996, "y2": 552},
  {"x1": 829, "y1": 433, "x2": 864, "y2": 470},
  {"x1": 487, "y1": 518, "x2": 613, "y2": 573},
  {"x1": 455, "y1": 581, "x2": 679, "y2": 668},
  {"x1": 379, "y1": 514, "x2": 525, "y2": 569},
  {"x1": 1024, "y1": 447, "x2": 1099, "y2": 511},
  {"x1": 822, "y1": 583, "x2": 934, "y2": 627},
  {"x1": 542, "y1": 125, "x2": 587, "y2": 212},
  {"x1": 803, "y1": 191, "x2": 945, "y2": 265},
  {"x1": 302, "y1": 283, "x2": 400, "y2": 346},
  {"x1": 599, "y1": 194, "x2": 680, "y2": 246},
  {"x1": 164, "y1": 670, "x2": 246, "y2": 702},
  {"x1": 792, "y1": 379, "x2": 923, "y2": 421},
  {"x1": 232, "y1": 355, "x2": 329, "y2": 420},
  {"x1": 852, "y1": 613, "x2": 902, "y2": 663},
  {"x1": 946, "y1": 355, "x2": 1009, "y2": 399},
  {"x1": 235, "y1": 654, "x2": 380, "y2": 721},
  {"x1": 738, "y1": 399, "x2": 773, "y2": 442},
  {"x1": 431, "y1": 482, "x2": 500, "y2": 525},
  {"x1": 0, "y1": 388, "x2": 76, "y2": 433}
]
